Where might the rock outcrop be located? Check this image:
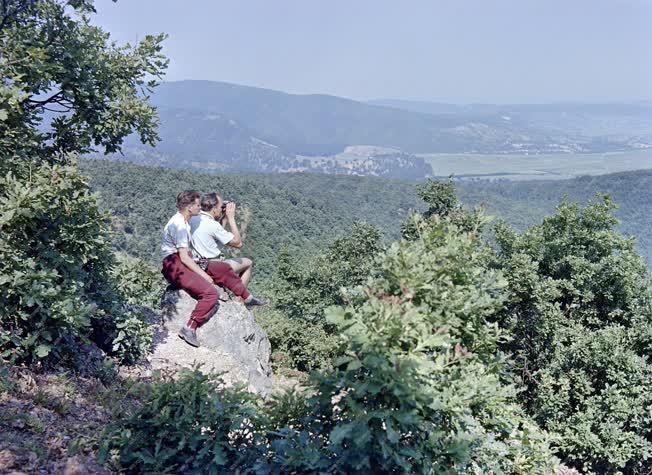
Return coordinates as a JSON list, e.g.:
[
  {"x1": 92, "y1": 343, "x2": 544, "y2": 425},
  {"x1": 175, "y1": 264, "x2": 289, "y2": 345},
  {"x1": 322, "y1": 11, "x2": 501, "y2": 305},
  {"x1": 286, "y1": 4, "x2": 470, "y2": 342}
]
[{"x1": 151, "y1": 287, "x2": 273, "y2": 395}]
